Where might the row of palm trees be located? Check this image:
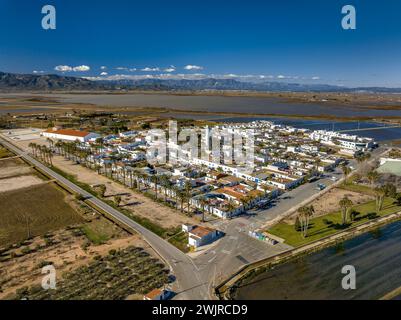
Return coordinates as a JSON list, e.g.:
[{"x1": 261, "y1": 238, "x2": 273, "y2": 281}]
[
  {"x1": 46, "y1": 138, "x2": 205, "y2": 217},
  {"x1": 28, "y1": 142, "x2": 53, "y2": 166}
]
